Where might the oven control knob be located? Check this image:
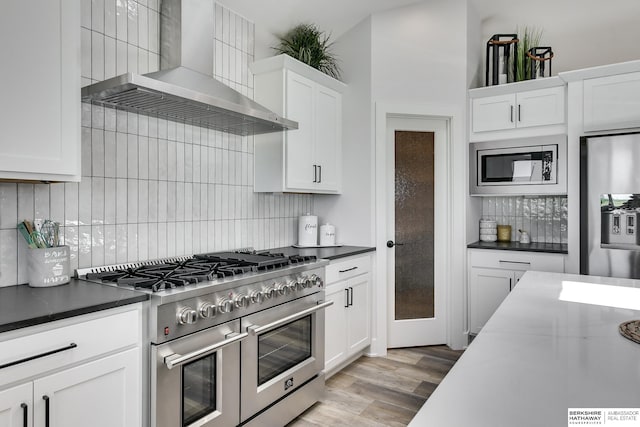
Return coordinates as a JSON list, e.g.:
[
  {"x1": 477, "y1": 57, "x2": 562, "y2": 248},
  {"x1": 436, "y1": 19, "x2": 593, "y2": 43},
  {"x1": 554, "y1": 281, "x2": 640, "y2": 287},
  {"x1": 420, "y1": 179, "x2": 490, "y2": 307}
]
[
  {"x1": 310, "y1": 274, "x2": 323, "y2": 288},
  {"x1": 286, "y1": 280, "x2": 298, "y2": 293},
  {"x1": 250, "y1": 290, "x2": 265, "y2": 304},
  {"x1": 264, "y1": 286, "x2": 276, "y2": 299},
  {"x1": 199, "y1": 302, "x2": 216, "y2": 318},
  {"x1": 276, "y1": 282, "x2": 290, "y2": 296},
  {"x1": 234, "y1": 294, "x2": 249, "y2": 308},
  {"x1": 218, "y1": 297, "x2": 234, "y2": 314},
  {"x1": 302, "y1": 275, "x2": 312, "y2": 289},
  {"x1": 177, "y1": 307, "x2": 198, "y2": 325}
]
